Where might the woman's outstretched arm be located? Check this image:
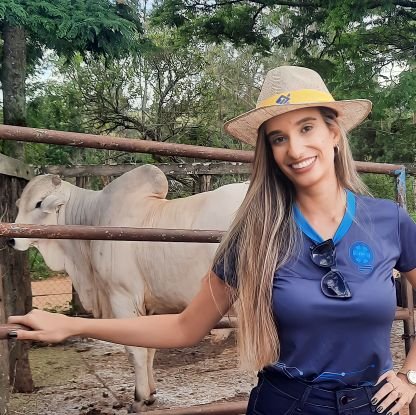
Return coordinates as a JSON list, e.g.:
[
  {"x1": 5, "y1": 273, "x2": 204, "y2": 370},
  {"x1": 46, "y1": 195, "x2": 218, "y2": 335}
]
[{"x1": 8, "y1": 272, "x2": 233, "y2": 348}]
